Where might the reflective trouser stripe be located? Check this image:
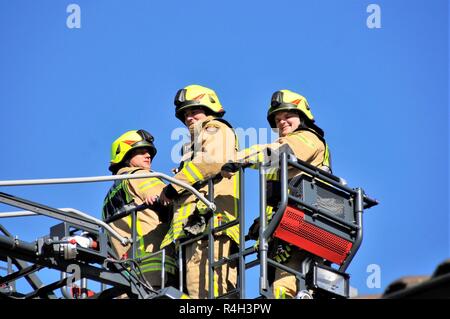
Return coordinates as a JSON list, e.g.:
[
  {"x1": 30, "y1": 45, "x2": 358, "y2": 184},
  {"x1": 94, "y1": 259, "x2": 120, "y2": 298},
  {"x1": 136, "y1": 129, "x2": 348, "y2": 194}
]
[
  {"x1": 275, "y1": 287, "x2": 286, "y2": 299},
  {"x1": 125, "y1": 252, "x2": 177, "y2": 268},
  {"x1": 173, "y1": 203, "x2": 191, "y2": 237},
  {"x1": 233, "y1": 172, "x2": 239, "y2": 218},
  {"x1": 124, "y1": 213, "x2": 162, "y2": 261},
  {"x1": 217, "y1": 213, "x2": 239, "y2": 244},
  {"x1": 160, "y1": 223, "x2": 174, "y2": 248},
  {"x1": 125, "y1": 215, "x2": 146, "y2": 257},
  {"x1": 252, "y1": 206, "x2": 273, "y2": 249},
  {"x1": 162, "y1": 200, "x2": 241, "y2": 248},
  {"x1": 273, "y1": 243, "x2": 291, "y2": 263},
  {"x1": 137, "y1": 218, "x2": 146, "y2": 256},
  {"x1": 214, "y1": 273, "x2": 219, "y2": 298},
  {"x1": 140, "y1": 256, "x2": 177, "y2": 267},
  {"x1": 161, "y1": 203, "x2": 192, "y2": 248},
  {"x1": 224, "y1": 226, "x2": 239, "y2": 244},
  {"x1": 140, "y1": 264, "x2": 177, "y2": 275},
  {"x1": 323, "y1": 143, "x2": 331, "y2": 169},
  {"x1": 139, "y1": 253, "x2": 177, "y2": 274},
  {"x1": 274, "y1": 254, "x2": 287, "y2": 263},
  {"x1": 267, "y1": 205, "x2": 274, "y2": 221},
  {"x1": 266, "y1": 168, "x2": 278, "y2": 181}
]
